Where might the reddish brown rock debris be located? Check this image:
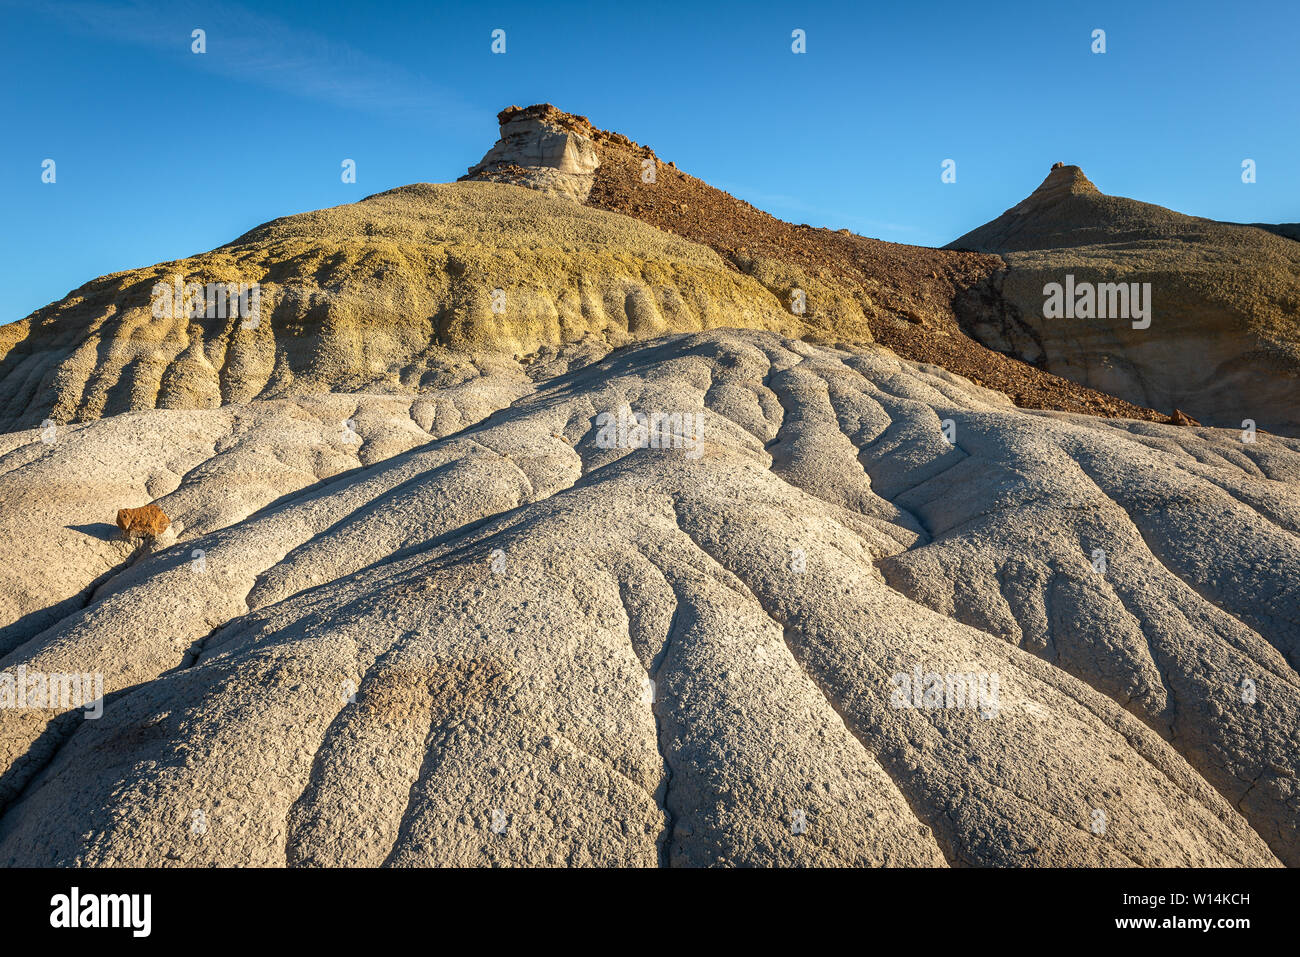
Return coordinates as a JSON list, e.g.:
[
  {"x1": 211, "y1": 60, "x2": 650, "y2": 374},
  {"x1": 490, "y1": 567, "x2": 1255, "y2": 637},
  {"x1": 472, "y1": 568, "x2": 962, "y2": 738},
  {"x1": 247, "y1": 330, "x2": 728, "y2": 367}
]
[
  {"x1": 492, "y1": 104, "x2": 1174, "y2": 424},
  {"x1": 116, "y1": 504, "x2": 171, "y2": 540}
]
